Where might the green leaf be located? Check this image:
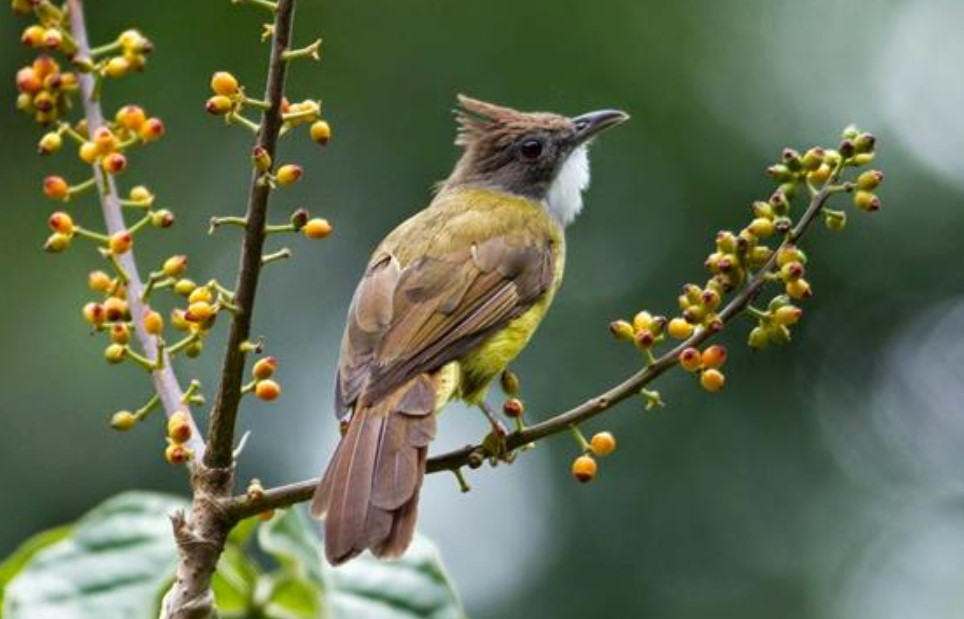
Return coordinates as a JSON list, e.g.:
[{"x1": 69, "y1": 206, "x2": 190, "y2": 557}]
[
  {"x1": 258, "y1": 509, "x2": 325, "y2": 586},
  {"x1": 0, "y1": 526, "x2": 74, "y2": 616},
  {"x1": 1, "y1": 491, "x2": 187, "y2": 619},
  {"x1": 212, "y1": 543, "x2": 260, "y2": 616}
]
